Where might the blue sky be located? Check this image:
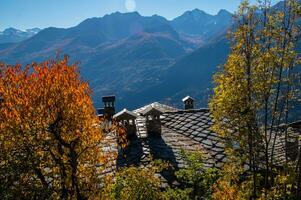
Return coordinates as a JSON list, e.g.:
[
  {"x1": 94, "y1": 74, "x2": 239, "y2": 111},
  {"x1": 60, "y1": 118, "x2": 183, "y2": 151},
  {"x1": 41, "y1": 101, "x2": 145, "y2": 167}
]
[{"x1": 0, "y1": 0, "x2": 279, "y2": 31}]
